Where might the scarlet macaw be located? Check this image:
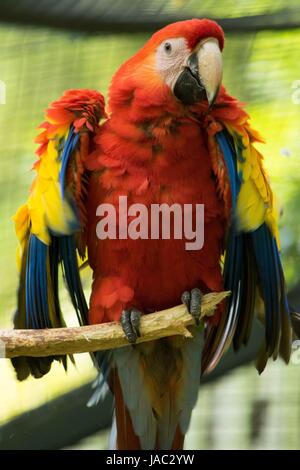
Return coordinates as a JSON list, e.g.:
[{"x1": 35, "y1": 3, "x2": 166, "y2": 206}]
[{"x1": 12, "y1": 19, "x2": 293, "y2": 449}]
